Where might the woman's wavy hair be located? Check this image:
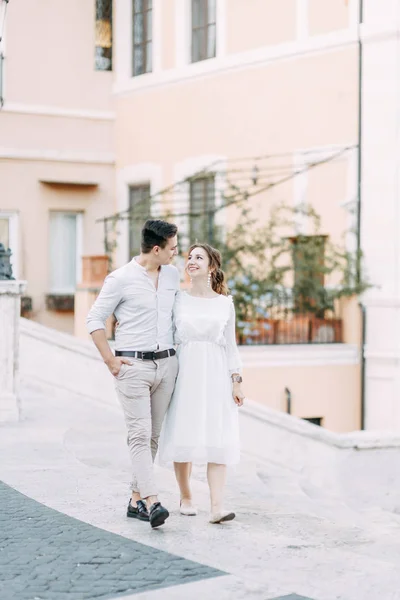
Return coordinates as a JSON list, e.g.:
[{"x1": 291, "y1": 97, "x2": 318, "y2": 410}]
[{"x1": 187, "y1": 243, "x2": 229, "y2": 296}]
